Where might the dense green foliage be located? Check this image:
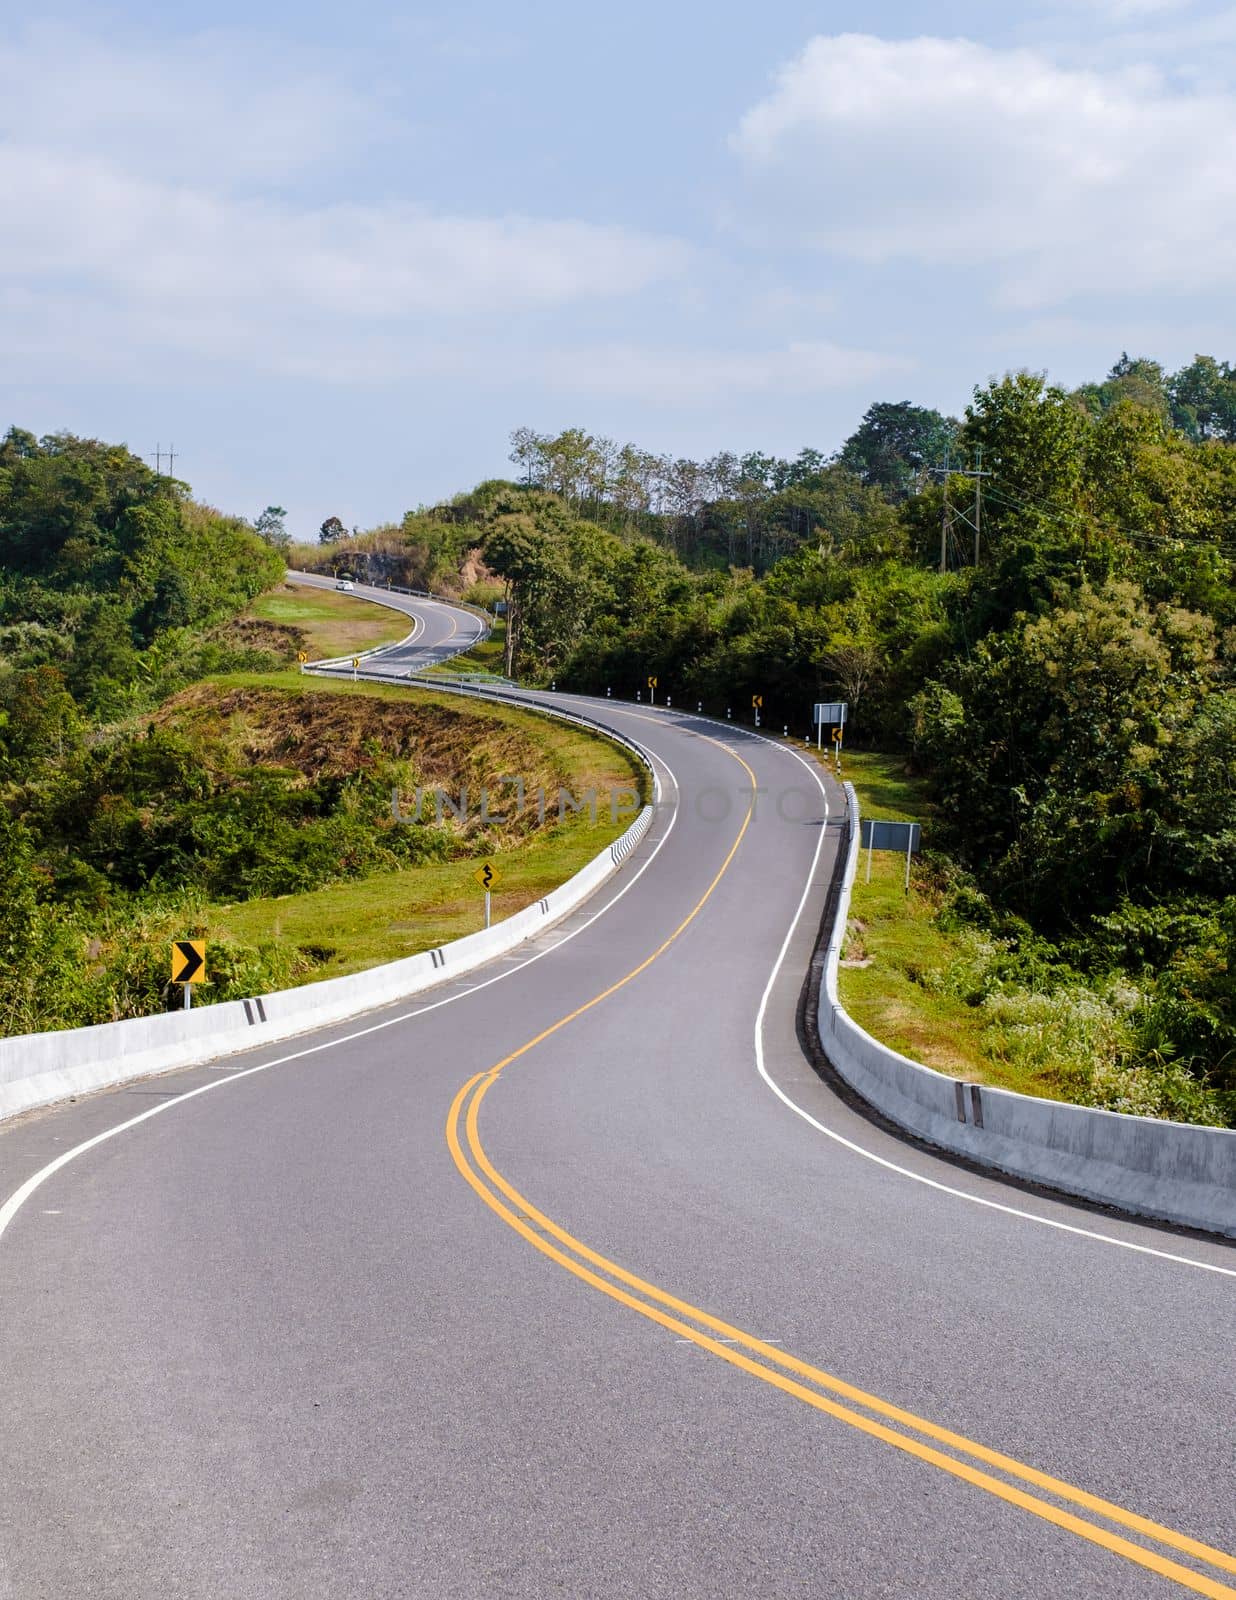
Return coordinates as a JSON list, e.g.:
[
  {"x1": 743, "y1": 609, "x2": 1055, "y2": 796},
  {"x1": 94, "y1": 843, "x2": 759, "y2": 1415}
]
[
  {"x1": 0, "y1": 430, "x2": 295, "y2": 1027},
  {"x1": 367, "y1": 354, "x2": 1233, "y2": 1121},
  {"x1": 3, "y1": 372, "x2": 1233, "y2": 1122},
  {"x1": 0, "y1": 428, "x2": 284, "y2": 718}
]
